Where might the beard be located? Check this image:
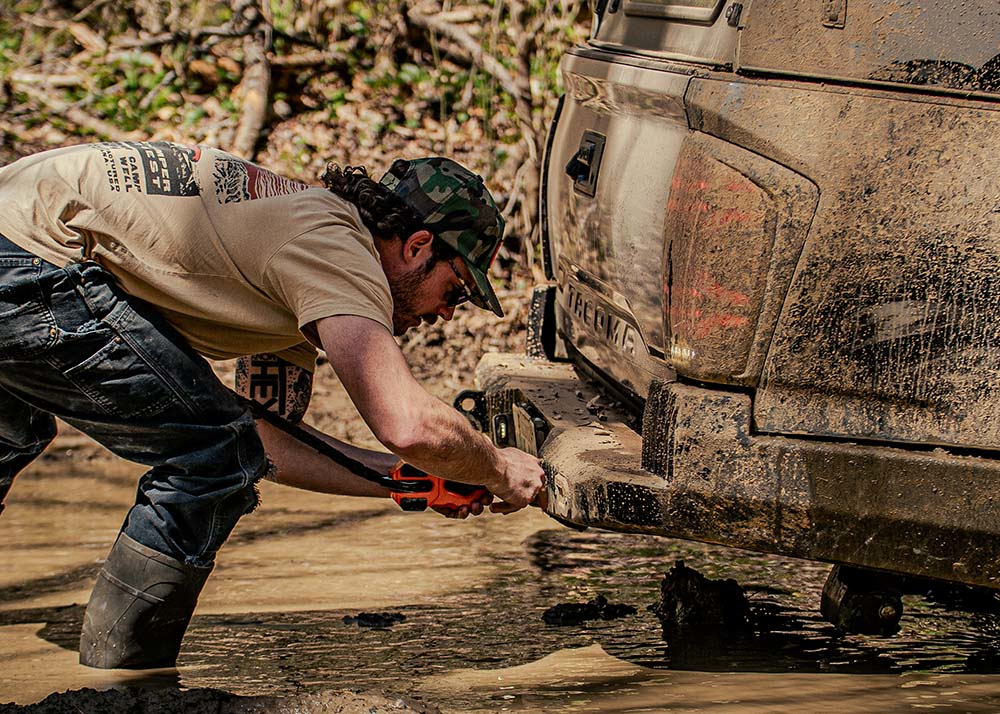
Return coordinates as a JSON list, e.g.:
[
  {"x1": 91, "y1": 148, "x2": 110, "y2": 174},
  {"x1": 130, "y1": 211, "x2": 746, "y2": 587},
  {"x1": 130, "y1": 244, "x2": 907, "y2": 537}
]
[{"x1": 388, "y1": 260, "x2": 435, "y2": 335}]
